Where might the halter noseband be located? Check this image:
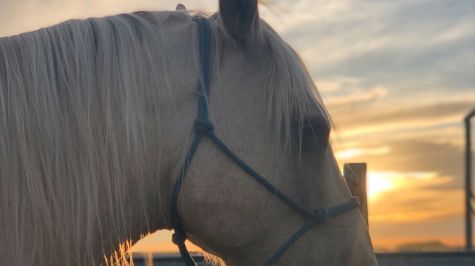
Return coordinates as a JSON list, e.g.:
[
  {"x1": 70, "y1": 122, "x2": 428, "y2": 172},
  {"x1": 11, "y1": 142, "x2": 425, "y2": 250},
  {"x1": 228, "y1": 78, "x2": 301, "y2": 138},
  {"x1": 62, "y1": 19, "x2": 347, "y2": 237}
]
[{"x1": 169, "y1": 16, "x2": 359, "y2": 266}]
